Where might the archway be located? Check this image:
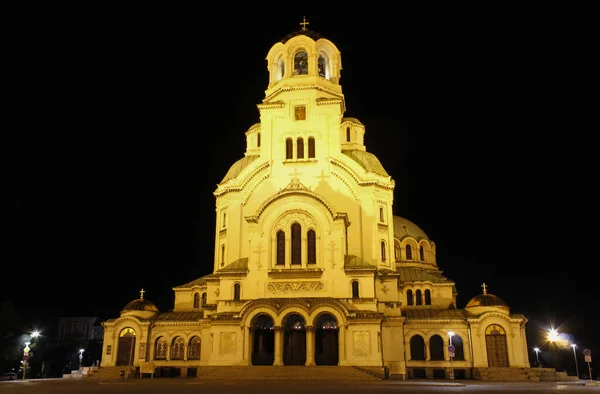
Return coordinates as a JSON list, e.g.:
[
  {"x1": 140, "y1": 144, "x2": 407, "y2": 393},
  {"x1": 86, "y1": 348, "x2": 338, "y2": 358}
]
[
  {"x1": 485, "y1": 324, "x2": 509, "y2": 367},
  {"x1": 283, "y1": 314, "x2": 306, "y2": 365},
  {"x1": 251, "y1": 314, "x2": 275, "y2": 365},
  {"x1": 315, "y1": 313, "x2": 339, "y2": 365},
  {"x1": 116, "y1": 327, "x2": 136, "y2": 366}
]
